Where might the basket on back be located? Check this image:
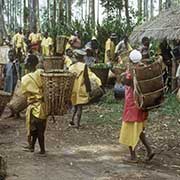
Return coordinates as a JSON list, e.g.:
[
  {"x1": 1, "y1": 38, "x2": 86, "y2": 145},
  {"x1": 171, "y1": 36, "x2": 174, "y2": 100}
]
[
  {"x1": 0, "y1": 90, "x2": 12, "y2": 116},
  {"x1": 41, "y1": 70, "x2": 75, "y2": 116},
  {"x1": 133, "y1": 61, "x2": 165, "y2": 110},
  {"x1": 43, "y1": 56, "x2": 64, "y2": 72},
  {"x1": 7, "y1": 81, "x2": 27, "y2": 114}
]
